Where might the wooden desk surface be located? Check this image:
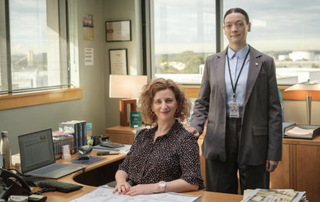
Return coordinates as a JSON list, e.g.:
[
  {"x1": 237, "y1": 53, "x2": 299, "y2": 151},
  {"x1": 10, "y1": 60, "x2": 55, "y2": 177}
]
[{"x1": 39, "y1": 150, "x2": 242, "y2": 202}]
